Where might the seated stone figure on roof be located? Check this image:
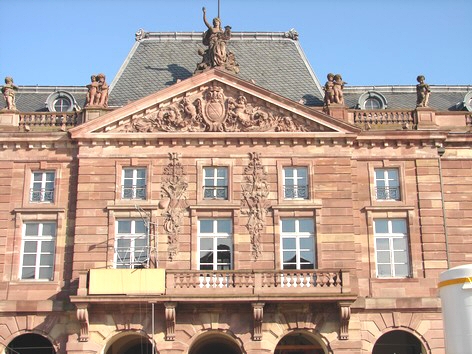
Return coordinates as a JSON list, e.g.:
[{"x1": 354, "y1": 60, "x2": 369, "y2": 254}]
[
  {"x1": 195, "y1": 7, "x2": 239, "y2": 74},
  {"x1": 2, "y1": 77, "x2": 19, "y2": 110},
  {"x1": 416, "y1": 75, "x2": 431, "y2": 107}
]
